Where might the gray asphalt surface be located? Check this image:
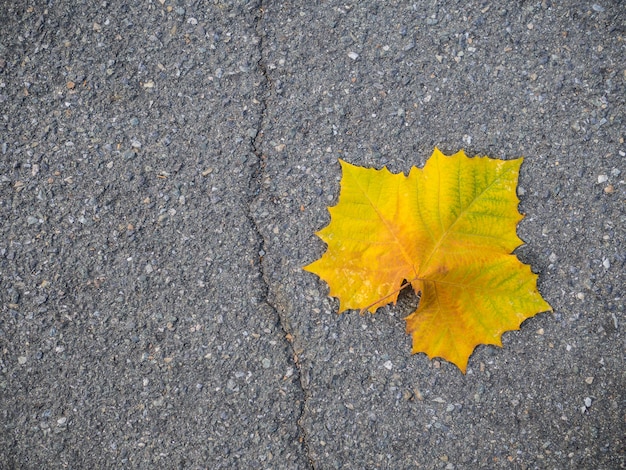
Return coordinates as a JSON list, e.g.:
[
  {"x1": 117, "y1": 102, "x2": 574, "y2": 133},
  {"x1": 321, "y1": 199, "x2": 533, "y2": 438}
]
[{"x1": 0, "y1": 1, "x2": 624, "y2": 469}]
